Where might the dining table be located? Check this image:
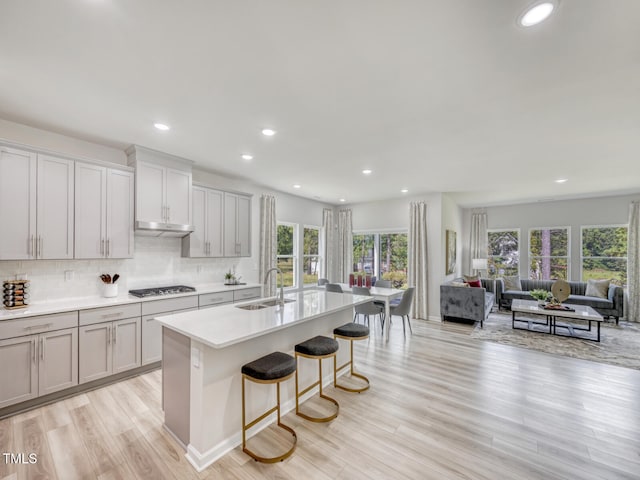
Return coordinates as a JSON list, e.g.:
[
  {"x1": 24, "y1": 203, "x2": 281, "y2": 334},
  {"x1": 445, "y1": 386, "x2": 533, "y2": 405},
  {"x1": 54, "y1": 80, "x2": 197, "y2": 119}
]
[{"x1": 320, "y1": 283, "x2": 405, "y2": 341}]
